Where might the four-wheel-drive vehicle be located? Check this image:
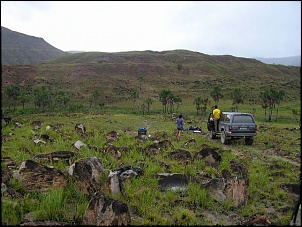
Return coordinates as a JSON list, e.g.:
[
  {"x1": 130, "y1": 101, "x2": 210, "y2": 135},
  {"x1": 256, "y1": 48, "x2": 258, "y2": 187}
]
[{"x1": 207, "y1": 112, "x2": 258, "y2": 145}]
